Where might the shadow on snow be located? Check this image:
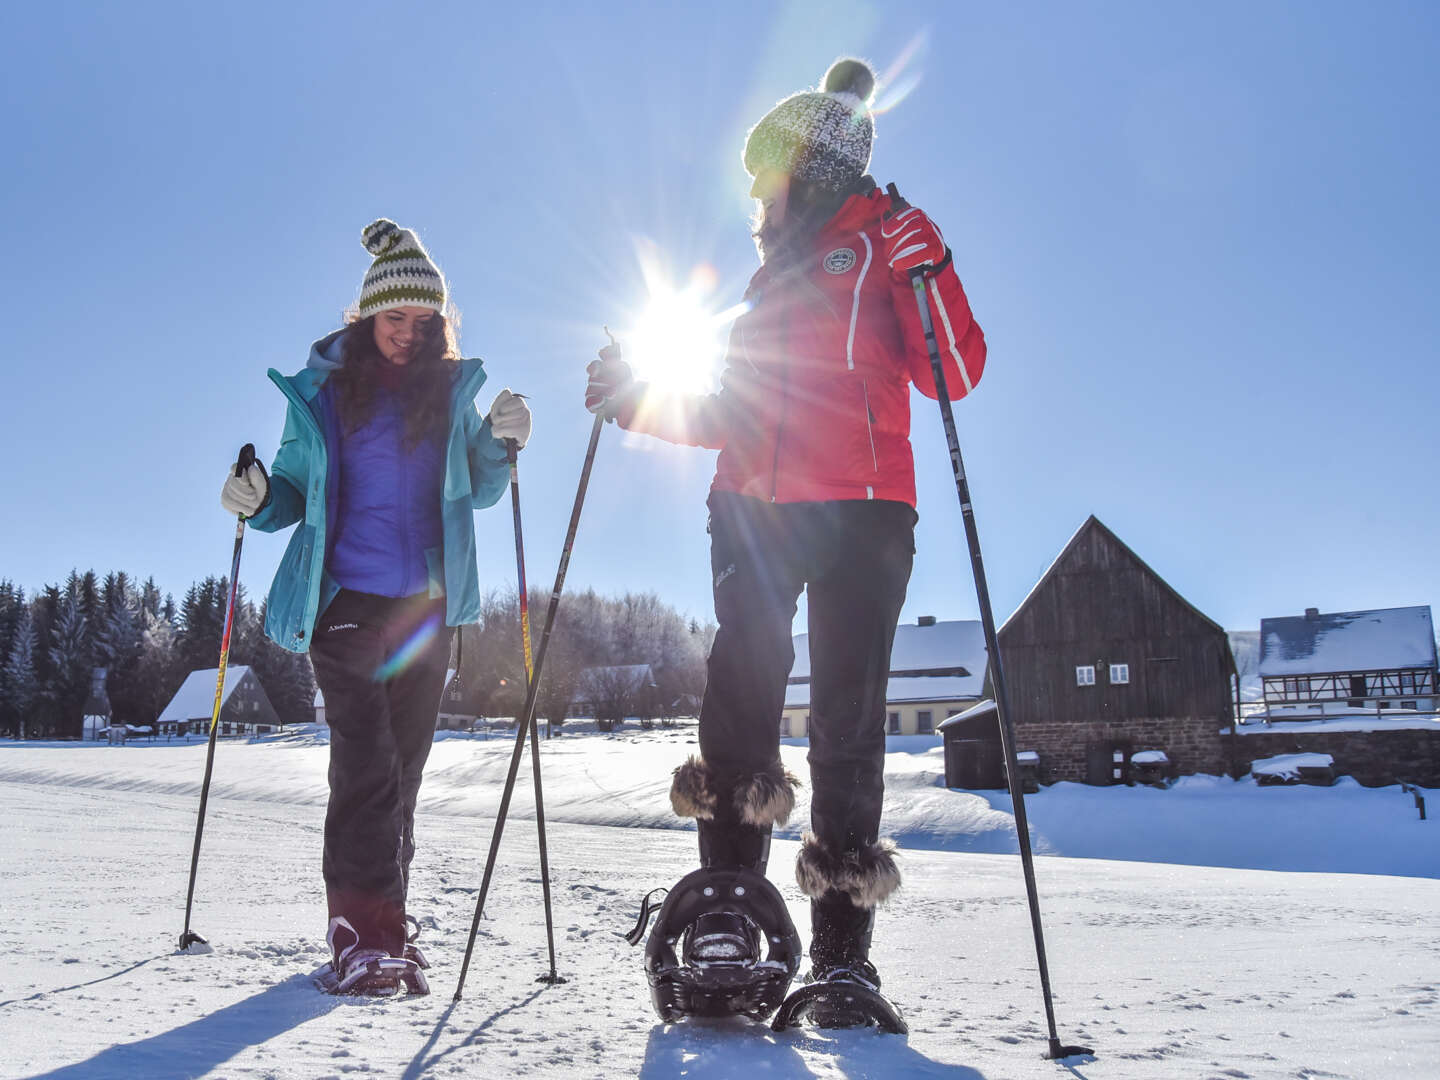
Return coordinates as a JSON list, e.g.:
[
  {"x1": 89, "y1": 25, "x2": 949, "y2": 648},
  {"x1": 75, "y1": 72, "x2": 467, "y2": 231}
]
[
  {"x1": 16, "y1": 972, "x2": 341, "y2": 1080},
  {"x1": 639, "y1": 1019, "x2": 990, "y2": 1079}
]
